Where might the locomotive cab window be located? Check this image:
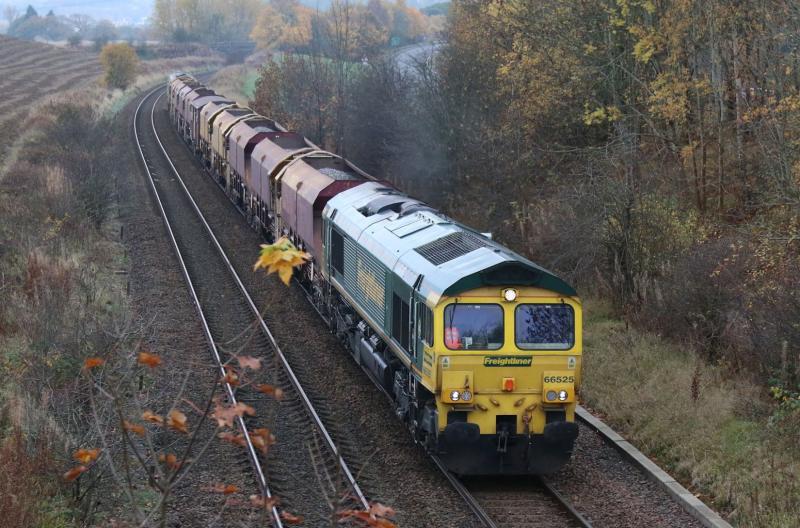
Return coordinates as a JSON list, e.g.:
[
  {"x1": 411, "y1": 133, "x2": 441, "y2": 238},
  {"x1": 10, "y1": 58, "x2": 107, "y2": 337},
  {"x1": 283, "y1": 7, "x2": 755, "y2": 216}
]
[
  {"x1": 444, "y1": 304, "x2": 503, "y2": 350},
  {"x1": 330, "y1": 229, "x2": 344, "y2": 275},
  {"x1": 515, "y1": 304, "x2": 574, "y2": 350}
]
